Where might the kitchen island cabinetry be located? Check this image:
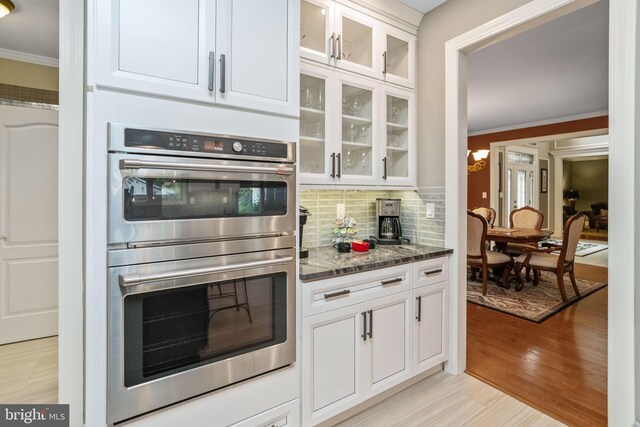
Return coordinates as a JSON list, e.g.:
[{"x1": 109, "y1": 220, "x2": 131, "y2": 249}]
[
  {"x1": 300, "y1": 246, "x2": 451, "y2": 425},
  {"x1": 94, "y1": 0, "x2": 297, "y2": 116}
]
